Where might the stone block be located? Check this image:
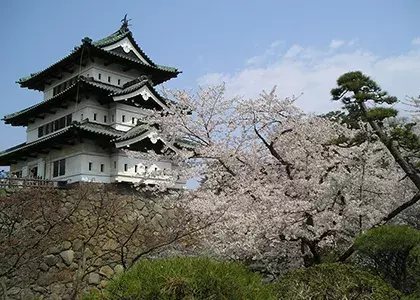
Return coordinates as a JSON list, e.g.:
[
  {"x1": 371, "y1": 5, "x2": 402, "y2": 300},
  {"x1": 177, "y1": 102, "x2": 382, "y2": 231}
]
[
  {"x1": 60, "y1": 250, "x2": 74, "y2": 266},
  {"x1": 62, "y1": 241, "x2": 72, "y2": 250},
  {"x1": 113, "y1": 264, "x2": 124, "y2": 276},
  {"x1": 45, "y1": 255, "x2": 59, "y2": 267},
  {"x1": 88, "y1": 273, "x2": 100, "y2": 285},
  {"x1": 72, "y1": 239, "x2": 83, "y2": 252},
  {"x1": 39, "y1": 263, "x2": 49, "y2": 272},
  {"x1": 99, "y1": 265, "x2": 114, "y2": 278}
]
